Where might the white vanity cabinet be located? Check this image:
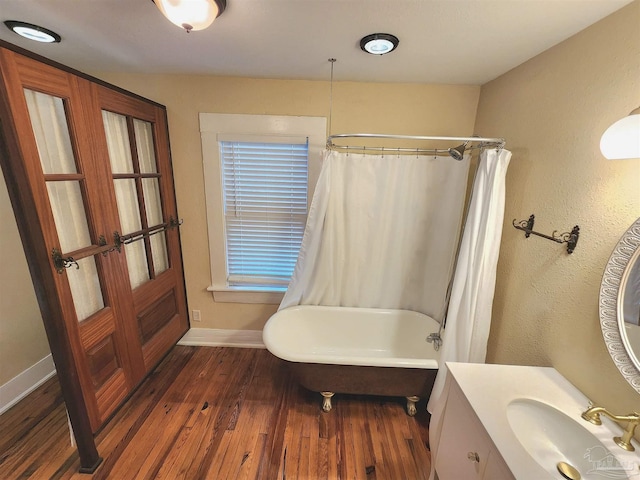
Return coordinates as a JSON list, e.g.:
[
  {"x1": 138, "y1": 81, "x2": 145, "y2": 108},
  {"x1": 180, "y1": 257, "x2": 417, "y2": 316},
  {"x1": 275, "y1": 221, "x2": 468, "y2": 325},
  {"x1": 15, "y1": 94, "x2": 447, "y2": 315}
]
[
  {"x1": 435, "y1": 378, "x2": 514, "y2": 480},
  {"x1": 433, "y1": 363, "x2": 640, "y2": 480}
]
